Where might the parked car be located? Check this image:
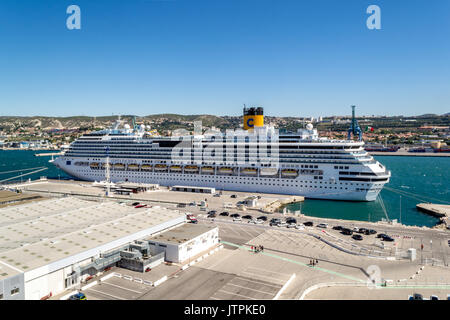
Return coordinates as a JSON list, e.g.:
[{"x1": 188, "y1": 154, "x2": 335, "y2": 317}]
[
  {"x1": 177, "y1": 203, "x2": 186, "y2": 208},
  {"x1": 257, "y1": 216, "x2": 268, "y2": 221},
  {"x1": 357, "y1": 228, "x2": 368, "y2": 234},
  {"x1": 295, "y1": 224, "x2": 305, "y2": 230},
  {"x1": 207, "y1": 213, "x2": 216, "y2": 218},
  {"x1": 286, "y1": 217, "x2": 297, "y2": 224},
  {"x1": 352, "y1": 234, "x2": 363, "y2": 241},
  {"x1": 231, "y1": 194, "x2": 237, "y2": 198},
  {"x1": 277, "y1": 222, "x2": 287, "y2": 227},
  {"x1": 412, "y1": 293, "x2": 423, "y2": 300},
  {"x1": 189, "y1": 202, "x2": 197, "y2": 206},
  {"x1": 377, "y1": 233, "x2": 389, "y2": 239},
  {"x1": 220, "y1": 211, "x2": 229, "y2": 216},
  {"x1": 230, "y1": 213, "x2": 240, "y2": 218},
  {"x1": 287, "y1": 223, "x2": 297, "y2": 228},
  {"x1": 131, "y1": 202, "x2": 140, "y2": 206},
  {"x1": 69, "y1": 292, "x2": 86, "y2": 300},
  {"x1": 317, "y1": 223, "x2": 328, "y2": 229},
  {"x1": 430, "y1": 295, "x2": 439, "y2": 300},
  {"x1": 269, "y1": 218, "x2": 281, "y2": 226},
  {"x1": 208, "y1": 210, "x2": 217, "y2": 215},
  {"x1": 382, "y1": 236, "x2": 395, "y2": 242},
  {"x1": 368, "y1": 229, "x2": 377, "y2": 235},
  {"x1": 242, "y1": 215, "x2": 253, "y2": 220},
  {"x1": 250, "y1": 219, "x2": 263, "y2": 224},
  {"x1": 341, "y1": 228, "x2": 353, "y2": 235},
  {"x1": 233, "y1": 216, "x2": 242, "y2": 221},
  {"x1": 303, "y1": 221, "x2": 313, "y2": 227},
  {"x1": 332, "y1": 226, "x2": 342, "y2": 231}
]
